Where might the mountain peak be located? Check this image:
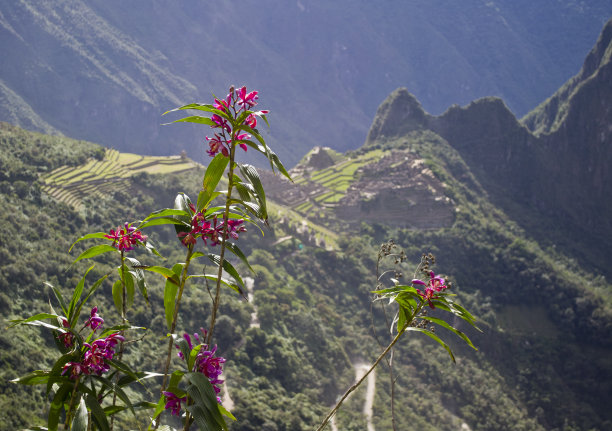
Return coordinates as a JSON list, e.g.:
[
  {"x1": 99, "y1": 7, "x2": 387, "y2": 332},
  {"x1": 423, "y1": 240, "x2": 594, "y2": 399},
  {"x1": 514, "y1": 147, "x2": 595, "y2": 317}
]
[{"x1": 365, "y1": 88, "x2": 429, "y2": 145}]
